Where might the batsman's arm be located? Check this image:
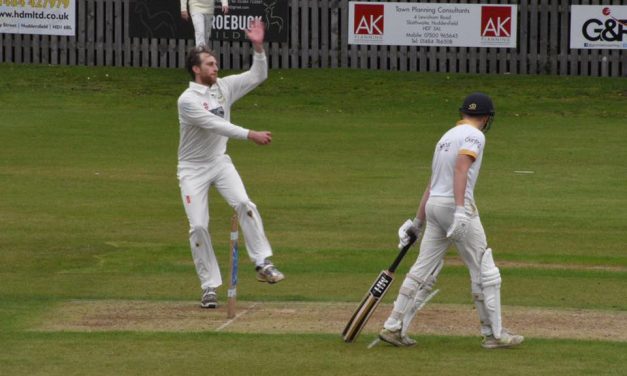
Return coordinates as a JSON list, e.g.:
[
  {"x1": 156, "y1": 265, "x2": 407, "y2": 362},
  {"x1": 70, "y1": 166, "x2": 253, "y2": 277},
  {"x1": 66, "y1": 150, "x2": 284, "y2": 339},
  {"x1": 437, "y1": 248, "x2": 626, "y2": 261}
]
[
  {"x1": 446, "y1": 155, "x2": 474, "y2": 240},
  {"x1": 453, "y1": 155, "x2": 473, "y2": 208},
  {"x1": 398, "y1": 180, "x2": 430, "y2": 249}
]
